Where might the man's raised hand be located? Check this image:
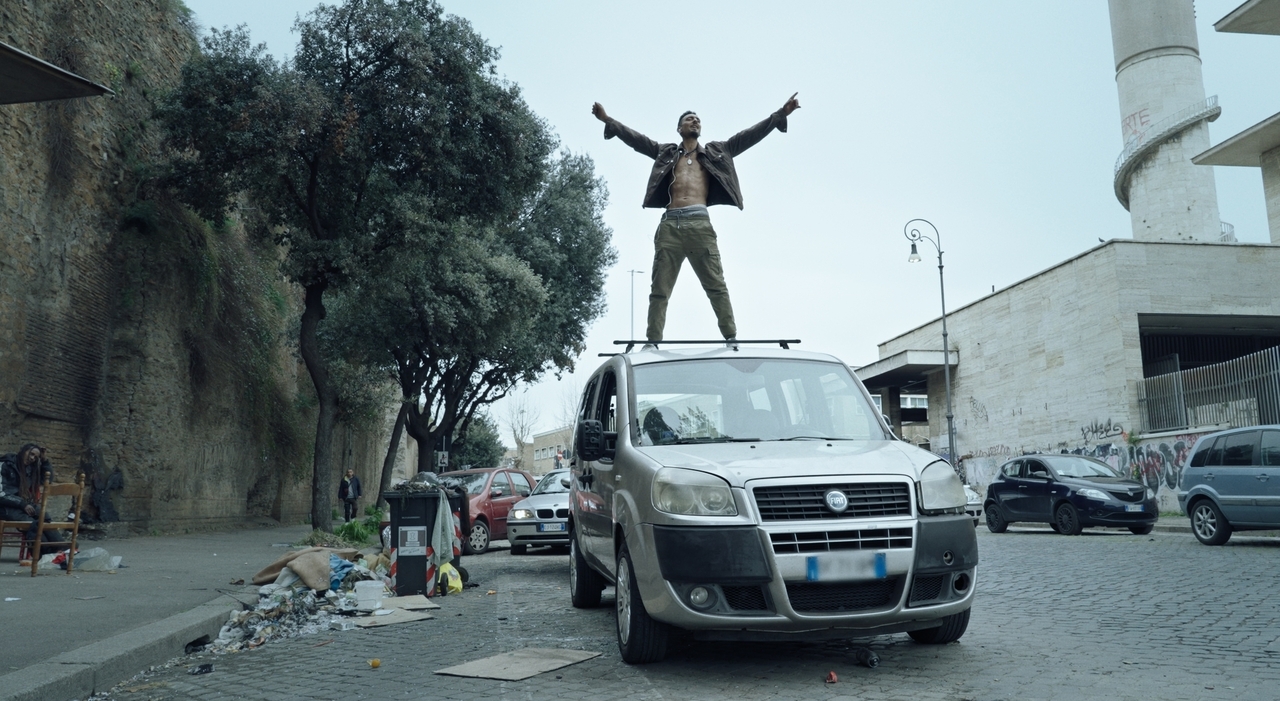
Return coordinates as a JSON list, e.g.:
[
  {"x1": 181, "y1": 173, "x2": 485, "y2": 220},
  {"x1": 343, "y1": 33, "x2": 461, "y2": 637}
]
[
  {"x1": 781, "y1": 92, "x2": 800, "y2": 116},
  {"x1": 592, "y1": 102, "x2": 609, "y2": 122}
]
